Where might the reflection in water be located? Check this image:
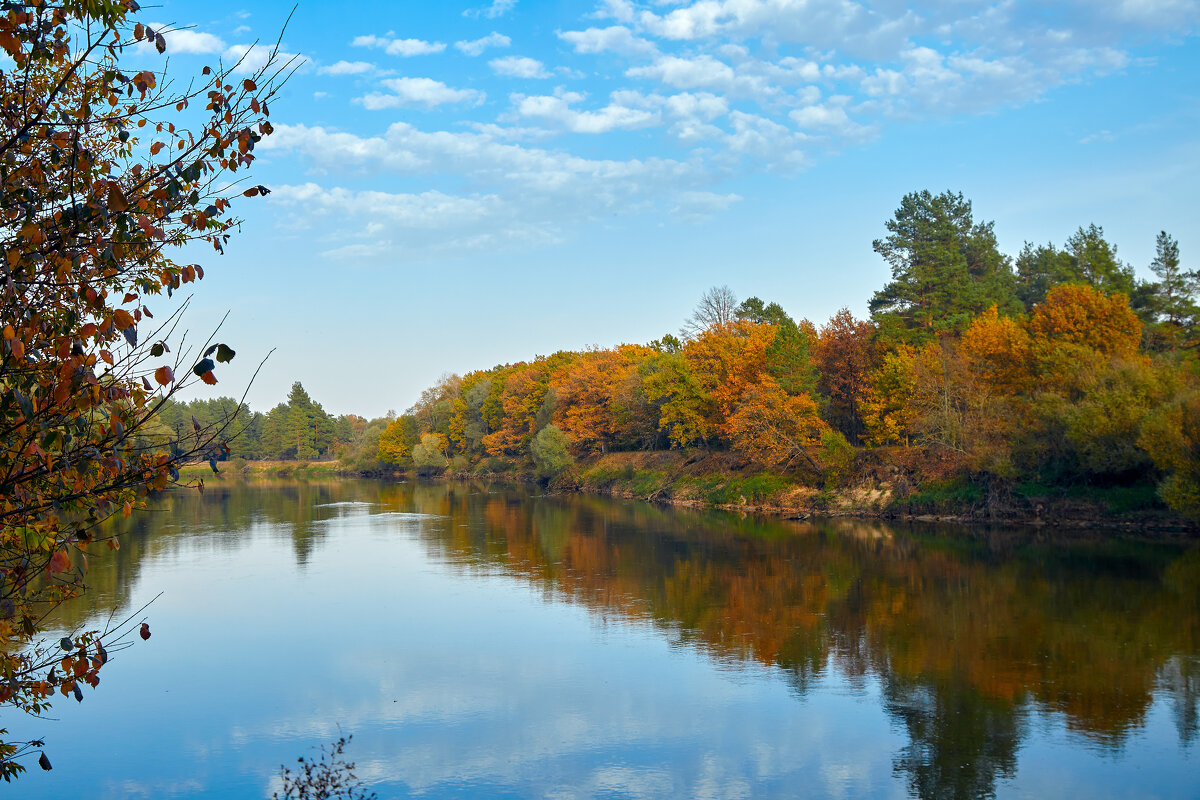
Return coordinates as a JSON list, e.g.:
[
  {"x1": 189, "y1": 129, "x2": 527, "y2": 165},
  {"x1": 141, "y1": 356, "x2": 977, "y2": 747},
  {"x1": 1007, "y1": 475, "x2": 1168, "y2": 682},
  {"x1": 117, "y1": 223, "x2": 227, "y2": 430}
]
[{"x1": 43, "y1": 479, "x2": 1200, "y2": 799}]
